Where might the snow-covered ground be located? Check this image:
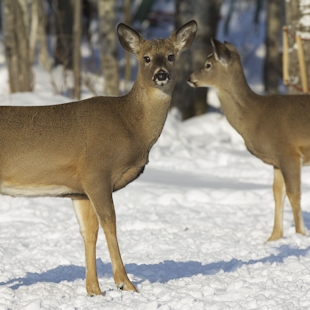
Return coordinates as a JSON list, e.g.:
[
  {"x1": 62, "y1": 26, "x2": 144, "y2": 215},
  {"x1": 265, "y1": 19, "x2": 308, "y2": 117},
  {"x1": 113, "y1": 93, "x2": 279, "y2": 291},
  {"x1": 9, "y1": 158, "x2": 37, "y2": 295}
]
[
  {"x1": 1, "y1": 63, "x2": 310, "y2": 309},
  {"x1": 1, "y1": 1, "x2": 310, "y2": 309}
]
